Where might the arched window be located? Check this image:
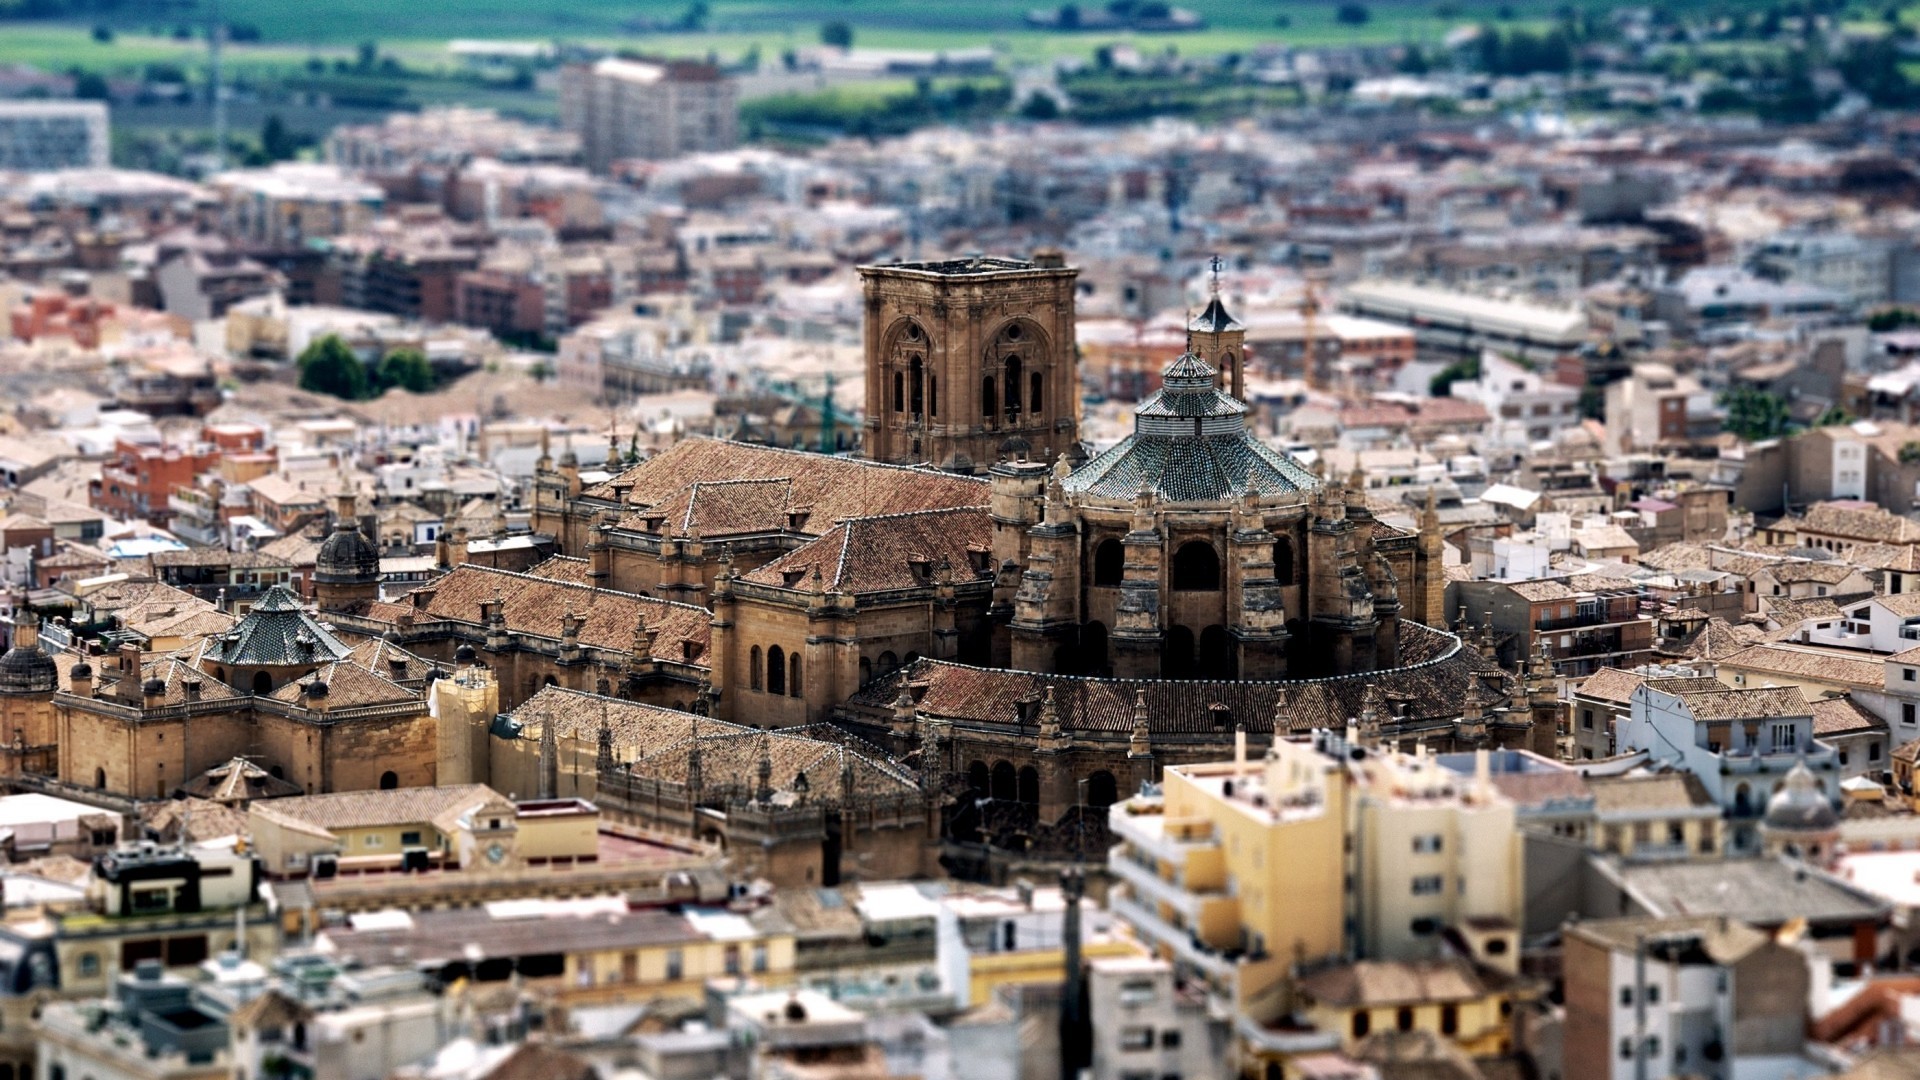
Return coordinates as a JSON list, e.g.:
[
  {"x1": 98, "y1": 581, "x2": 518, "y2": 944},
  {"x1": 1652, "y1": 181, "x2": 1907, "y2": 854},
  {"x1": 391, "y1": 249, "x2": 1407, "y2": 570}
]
[
  {"x1": 1093, "y1": 539, "x2": 1125, "y2": 586},
  {"x1": 929, "y1": 374, "x2": 938, "y2": 418},
  {"x1": 1171, "y1": 541, "x2": 1220, "y2": 591},
  {"x1": 981, "y1": 378, "x2": 997, "y2": 426},
  {"x1": 878, "y1": 650, "x2": 898, "y2": 673},
  {"x1": 789, "y1": 653, "x2": 803, "y2": 698},
  {"x1": 1086, "y1": 770, "x2": 1118, "y2": 809},
  {"x1": 94, "y1": 766, "x2": 106, "y2": 789},
  {"x1": 542, "y1": 674, "x2": 558, "y2": 688},
  {"x1": 1199, "y1": 625, "x2": 1236, "y2": 680},
  {"x1": 1017, "y1": 765, "x2": 1040, "y2": 806},
  {"x1": 1273, "y1": 536, "x2": 1295, "y2": 586},
  {"x1": 968, "y1": 761, "x2": 990, "y2": 794},
  {"x1": 893, "y1": 373, "x2": 904, "y2": 413},
  {"x1": 1396, "y1": 1006, "x2": 1414, "y2": 1032},
  {"x1": 1080, "y1": 621, "x2": 1109, "y2": 676},
  {"x1": 991, "y1": 761, "x2": 1017, "y2": 800},
  {"x1": 750, "y1": 646, "x2": 763, "y2": 691},
  {"x1": 1163, "y1": 626, "x2": 1196, "y2": 678},
  {"x1": 270, "y1": 765, "x2": 284, "y2": 779},
  {"x1": 1031, "y1": 370, "x2": 1043, "y2": 415},
  {"x1": 1005, "y1": 356, "x2": 1023, "y2": 419},
  {"x1": 379, "y1": 770, "x2": 398, "y2": 790},
  {"x1": 910, "y1": 357, "x2": 924, "y2": 418},
  {"x1": 859, "y1": 657, "x2": 871, "y2": 685},
  {"x1": 767, "y1": 646, "x2": 786, "y2": 696},
  {"x1": 252, "y1": 670, "x2": 273, "y2": 695}
]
